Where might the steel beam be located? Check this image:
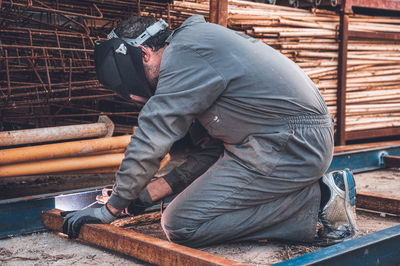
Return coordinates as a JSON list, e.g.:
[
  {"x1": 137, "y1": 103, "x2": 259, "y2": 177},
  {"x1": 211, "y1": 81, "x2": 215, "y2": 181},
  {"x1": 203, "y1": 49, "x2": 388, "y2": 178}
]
[
  {"x1": 42, "y1": 209, "x2": 244, "y2": 266},
  {"x1": 329, "y1": 145, "x2": 400, "y2": 173},
  {"x1": 357, "y1": 192, "x2": 400, "y2": 216},
  {"x1": 274, "y1": 224, "x2": 400, "y2": 265}
]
